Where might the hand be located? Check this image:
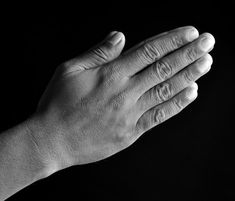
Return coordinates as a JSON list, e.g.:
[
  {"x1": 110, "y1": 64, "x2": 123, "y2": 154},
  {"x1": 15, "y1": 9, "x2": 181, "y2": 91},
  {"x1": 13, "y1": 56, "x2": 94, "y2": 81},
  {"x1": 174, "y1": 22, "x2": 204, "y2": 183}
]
[{"x1": 31, "y1": 27, "x2": 215, "y2": 174}]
